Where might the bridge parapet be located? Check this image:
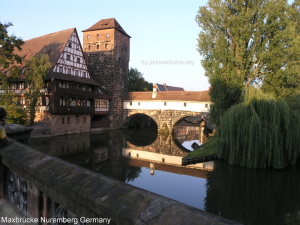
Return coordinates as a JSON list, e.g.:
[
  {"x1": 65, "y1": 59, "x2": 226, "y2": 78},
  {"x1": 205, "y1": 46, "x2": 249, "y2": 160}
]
[{"x1": 0, "y1": 139, "x2": 240, "y2": 225}]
